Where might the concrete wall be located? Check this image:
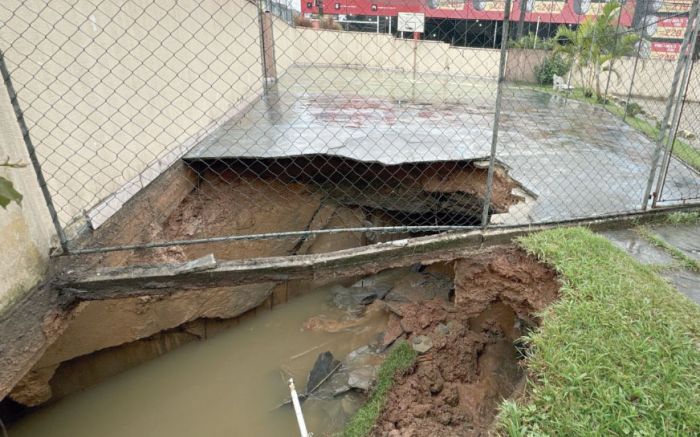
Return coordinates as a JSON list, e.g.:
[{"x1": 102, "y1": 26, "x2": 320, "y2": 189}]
[
  {"x1": 0, "y1": 80, "x2": 54, "y2": 311},
  {"x1": 601, "y1": 56, "x2": 700, "y2": 100},
  {"x1": 0, "y1": 0, "x2": 265, "y2": 230},
  {"x1": 503, "y1": 48, "x2": 699, "y2": 100},
  {"x1": 272, "y1": 19, "x2": 501, "y2": 79},
  {"x1": 505, "y1": 49, "x2": 549, "y2": 83}
]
